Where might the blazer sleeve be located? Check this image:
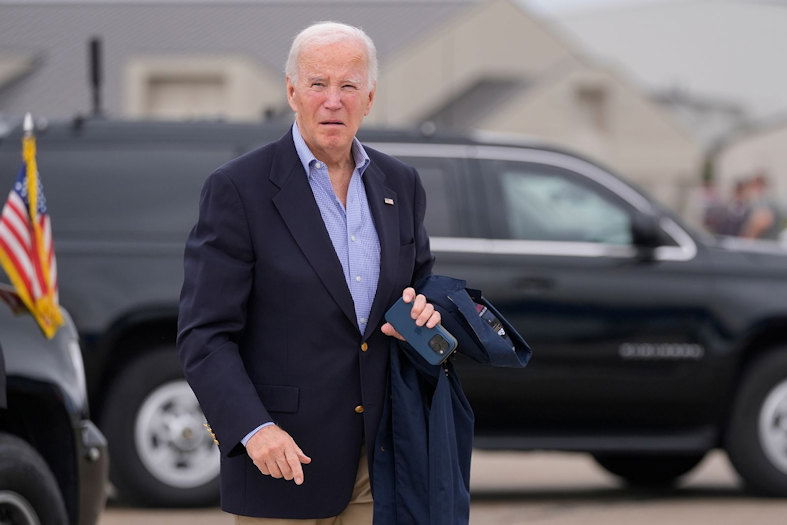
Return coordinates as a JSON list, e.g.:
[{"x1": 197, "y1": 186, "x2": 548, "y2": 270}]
[
  {"x1": 177, "y1": 169, "x2": 273, "y2": 457},
  {"x1": 411, "y1": 167, "x2": 435, "y2": 285}
]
